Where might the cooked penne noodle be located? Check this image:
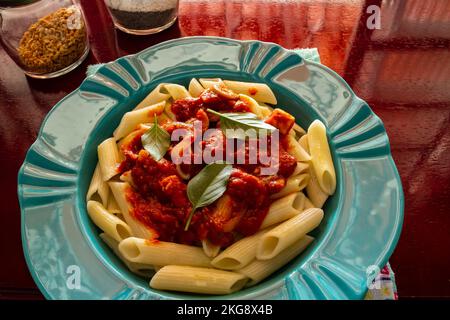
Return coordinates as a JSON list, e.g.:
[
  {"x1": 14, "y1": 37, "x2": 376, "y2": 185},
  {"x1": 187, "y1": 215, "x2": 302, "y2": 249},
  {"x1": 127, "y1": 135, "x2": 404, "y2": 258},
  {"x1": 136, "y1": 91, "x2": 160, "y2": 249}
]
[
  {"x1": 292, "y1": 162, "x2": 309, "y2": 176},
  {"x1": 257, "y1": 208, "x2": 323, "y2": 260},
  {"x1": 164, "y1": 83, "x2": 191, "y2": 100},
  {"x1": 100, "y1": 233, "x2": 155, "y2": 278},
  {"x1": 119, "y1": 237, "x2": 212, "y2": 267},
  {"x1": 163, "y1": 101, "x2": 176, "y2": 120},
  {"x1": 298, "y1": 134, "x2": 310, "y2": 153},
  {"x1": 238, "y1": 235, "x2": 314, "y2": 286},
  {"x1": 108, "y1": 182, "x2": 155, "y2": 239},
  {"x1": 154, "y1": 265, "x2": 163, "y2": 272},
  {"x1": 303, "y1": 196, "x2": 315, "y2": 209},
  {"x1": 287, "y1": 135, "x2": 312, "y2": 162},
  {"x1": 117, "y1": 127, "x2": 146, "y2": 151},
  {"x1": 238, "y1": 94, "x2": 263, "y2": 118},
  {"x1": 258, "y1": 105, "x2": 273, "y2": 119},
  {"x1": 86, "y1": 163, "x2": 110, "y2": 206},
  {"x1": 307, "y1": 120, "x2": 336, "y2": 195},
  {"x1": 87, "y1": 200, "x2": 131, "y2": 242},
  {"x1": 199, "y1": 78, "x2": 223, "y2": 89},
  {"x1": 156, "y1": 112, "x2": 172, "y2": 125},
  {"x1": 106, "y1": 193, "x2": 122, "y2": 215},
  {"x1": 202, "y1": 239, "x2": 221, "y2": 258},
  {"x1": 150, "y1": 265, "x2": 248, "y2": 295},
  {"x1": 98, "y1": 138, "x2": 122, "y2": 181},
  {"x1": 134, "y1": 84, "x2": 170, "y2": 110},
  {"x1": 260, "y1": 192, "x2": 305, "y2": 229},
  {"x1": 188, "y1": 78, "x2": 205, "y2": 97},
  {"x1": 212, "y1": 230, "x2": 266, "y2": 270},
  {"x1": 270, "y1": 174, "x2": 310, "y2": 199},
  {"x1": 292, "y1": 123, "x2": 307, "y2": 136},
  {"x1": 306, "y1": 167, "x2": 329, "y2": 208},
  {"x1": 119, "y1": 170, "x2": 134, "y2": 186},
  {"x1": 113, "y1": 101, "x2": 166, "y2": 140},
  {"x1": 223, "y1": 80, "x2": 277, "y2": 105}
]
